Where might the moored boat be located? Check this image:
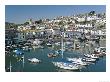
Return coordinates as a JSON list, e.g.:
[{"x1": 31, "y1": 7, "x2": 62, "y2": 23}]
[
  {"x1": 67, "y1": 57, "x2": 88, "y2": 66},
  {"x1": 84, "y1": 54, "x2": 99, "y2": 59},
  {"x1": 52, "y1": 59, "x2": 81, "y2": 70},
  {"x1": 82, "y1": 57, "x2": 96, "y2": 62},
  {"x1": 28, "y1": 58, "x2": 41, "y2": 63},
  {"x1": 47, "y1": 53, "x2": 59, "y2": 58}
]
